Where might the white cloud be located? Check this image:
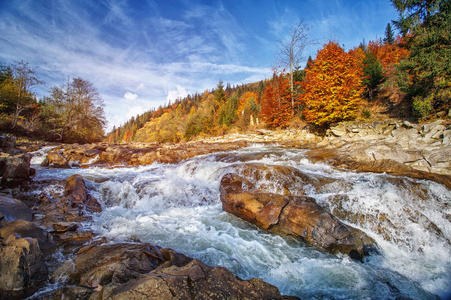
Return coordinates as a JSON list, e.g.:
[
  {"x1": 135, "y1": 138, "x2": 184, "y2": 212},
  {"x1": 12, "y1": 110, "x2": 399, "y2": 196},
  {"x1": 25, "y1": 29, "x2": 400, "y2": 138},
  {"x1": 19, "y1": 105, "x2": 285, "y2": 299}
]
[
  {"x1": 124, "y1": 92, "x2": 138, "y2": 101},
  {"x1": 167, "y1": 85, "x2": 188, "y2": 103},
  {"x1": 126, "y1": 106, "x2": 145, "y2": 120}
]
